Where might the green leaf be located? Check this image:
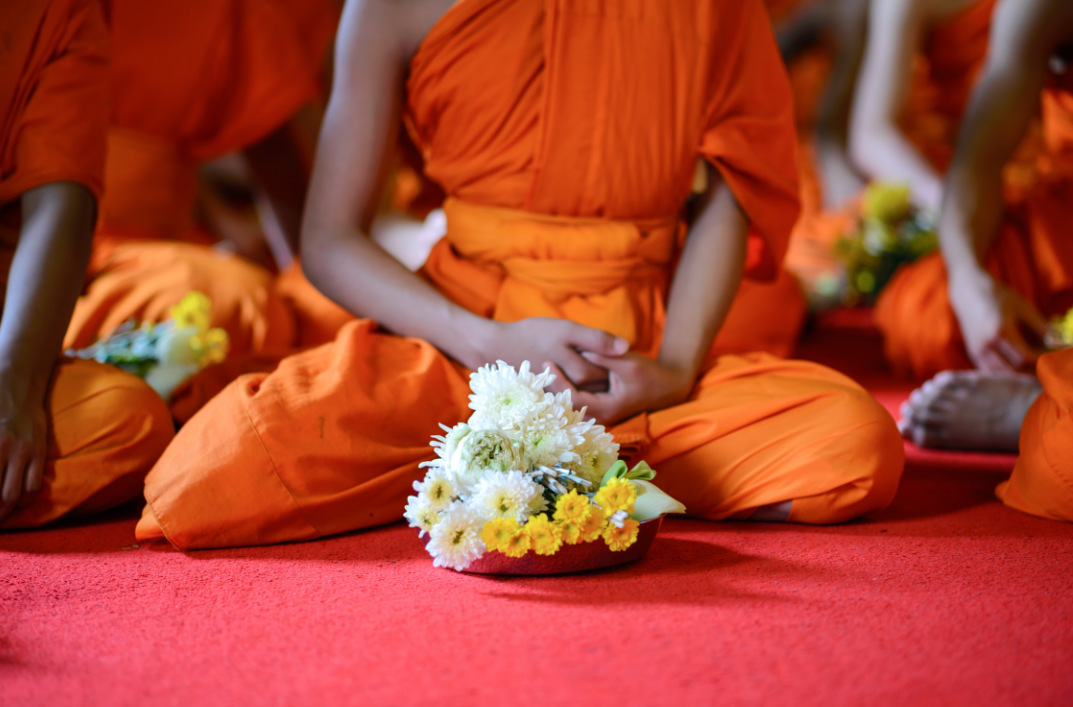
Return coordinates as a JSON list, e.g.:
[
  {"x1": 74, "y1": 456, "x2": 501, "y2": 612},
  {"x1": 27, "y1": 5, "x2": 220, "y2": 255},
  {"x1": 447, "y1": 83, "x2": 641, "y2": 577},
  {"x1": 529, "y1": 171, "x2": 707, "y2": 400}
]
[{"x1": 600, "y1": 460, "x2": 628, "y2": 487}]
